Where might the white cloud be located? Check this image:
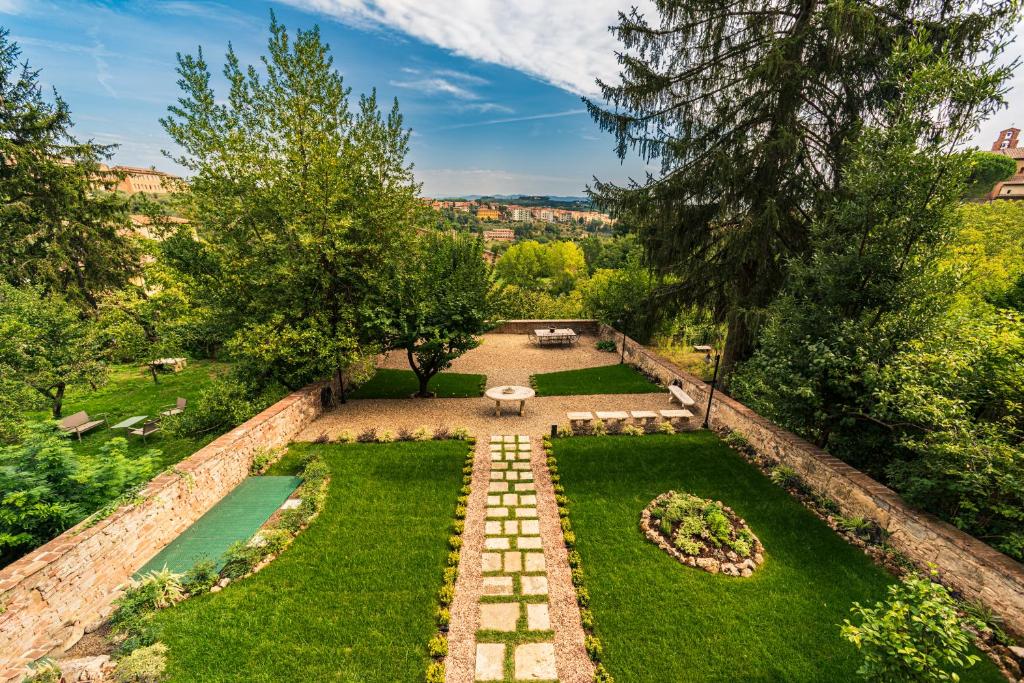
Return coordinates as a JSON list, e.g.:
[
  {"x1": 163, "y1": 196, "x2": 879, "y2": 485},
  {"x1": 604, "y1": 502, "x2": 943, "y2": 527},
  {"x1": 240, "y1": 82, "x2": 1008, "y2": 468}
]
[
  {"x1": 278, "y1": 0, "x2": 641, "y2": 96},
  {"x1": 0, "y1": 0, "x2": 25, "y2": 15},
  {"x1": 438, "y1": 108, "x2": 586, "y2": 130},
  {"x1": 463, "y1": 102, "x2": 514, "y2": 114},
  {"x1": 389, "y1": 75, "x2": 479, "y2": 99}
]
